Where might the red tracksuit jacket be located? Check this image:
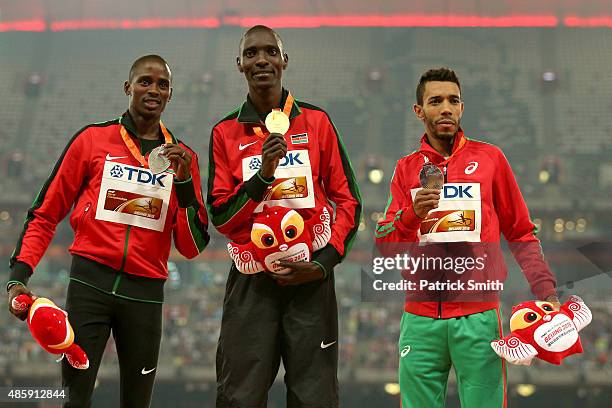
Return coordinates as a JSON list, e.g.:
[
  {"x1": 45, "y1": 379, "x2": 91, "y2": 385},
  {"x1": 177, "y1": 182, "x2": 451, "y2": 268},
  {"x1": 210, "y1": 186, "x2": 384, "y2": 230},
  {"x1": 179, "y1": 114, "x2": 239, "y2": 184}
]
[
  {"x1": 207, "y1": 89, "x2": 362, "y2": 274},
  {"x1": 9, "y1": 113, "x2": 209, "y2": 294},
  {"x1": 375, "y1": 130, "x2": 557, "y2": 318}
]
